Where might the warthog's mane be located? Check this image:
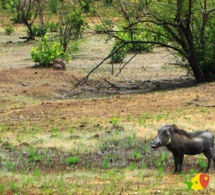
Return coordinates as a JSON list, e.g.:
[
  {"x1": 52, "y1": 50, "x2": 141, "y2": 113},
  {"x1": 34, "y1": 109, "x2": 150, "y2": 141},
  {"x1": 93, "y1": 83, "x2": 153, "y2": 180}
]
[{"x1": 171, "y1": 124, "x2": 192, "y2": 138}]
